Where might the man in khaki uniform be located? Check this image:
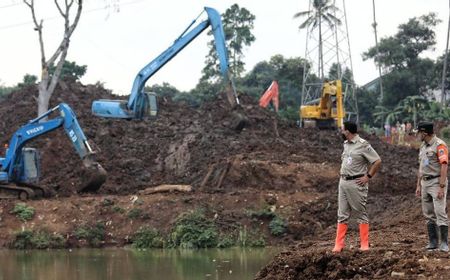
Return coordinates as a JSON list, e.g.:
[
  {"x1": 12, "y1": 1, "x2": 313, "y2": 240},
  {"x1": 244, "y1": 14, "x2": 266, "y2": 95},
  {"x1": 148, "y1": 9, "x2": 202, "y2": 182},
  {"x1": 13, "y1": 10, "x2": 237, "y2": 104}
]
[
  {"x1": 415, "y1": 122, "x2": 448, "y2": 252},
  {"x1": 333, "y1": 121, "x2": 381, "y2": 252}
]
